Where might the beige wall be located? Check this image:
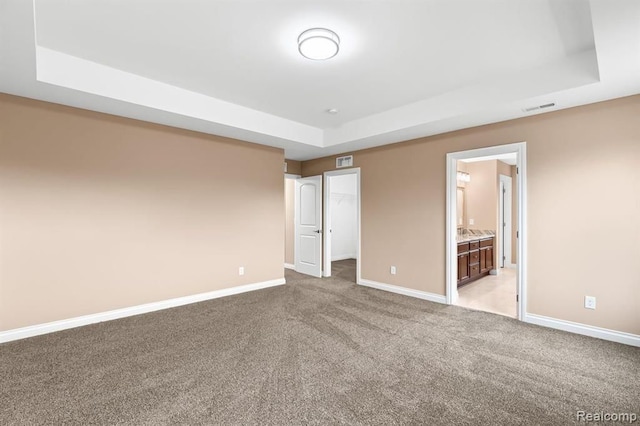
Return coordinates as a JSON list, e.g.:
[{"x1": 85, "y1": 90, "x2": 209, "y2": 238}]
[
  {"x1": 0, "y1": 94, "x2": 285, "y2": 331},
  {"x1": 285, "y1": 159, "x2": 301, "y2": 175},
  {"x1": 284, "y1": 177, "x2": 295, "y2": 265},
  {"x1": 496, "y1": 160, "x2": 512, "y2": 179},
  {"x1": 464, "y1": 160, "x2": 498, "y2": 231},
  {"x1": 302, "y1": 95, "x2": 640, "y2": 335}
]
